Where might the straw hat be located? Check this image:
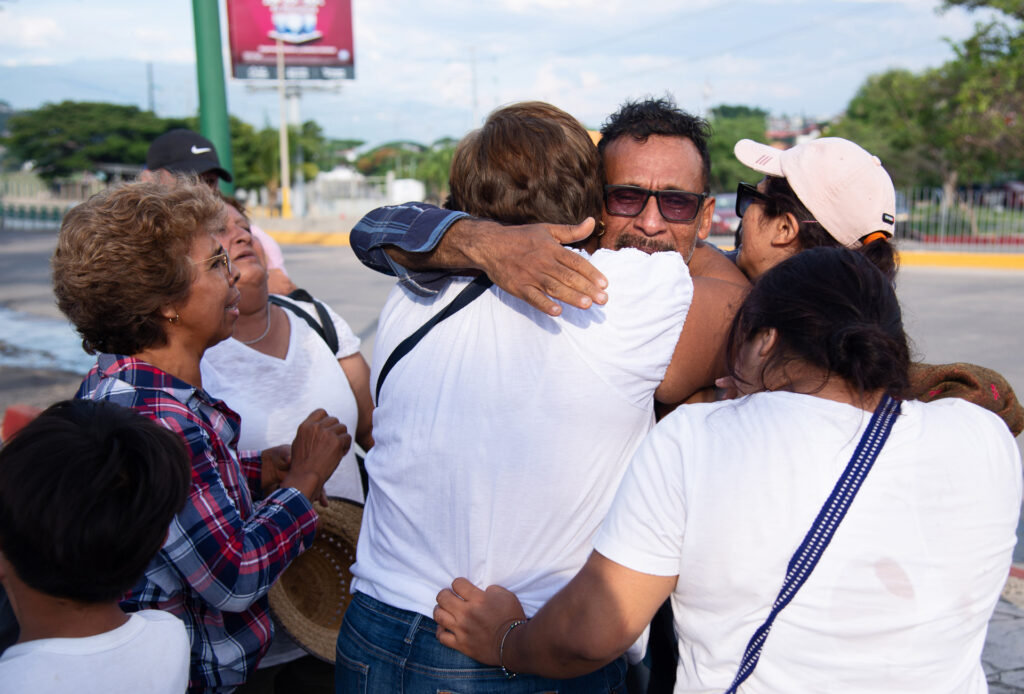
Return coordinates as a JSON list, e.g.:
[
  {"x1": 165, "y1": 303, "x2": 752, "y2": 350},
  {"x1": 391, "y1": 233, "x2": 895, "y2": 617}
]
[{"x1": 269, "y1": 496, "x2": 363, "y2": 662}]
